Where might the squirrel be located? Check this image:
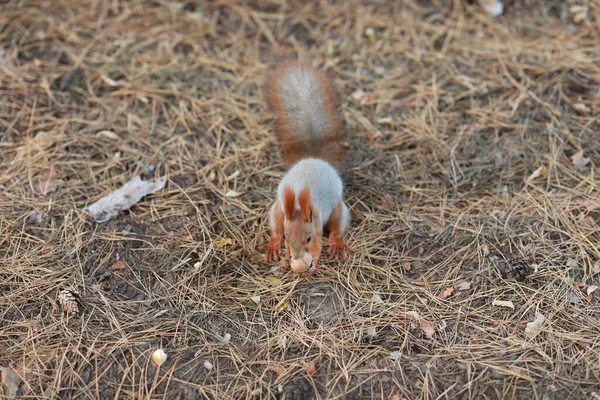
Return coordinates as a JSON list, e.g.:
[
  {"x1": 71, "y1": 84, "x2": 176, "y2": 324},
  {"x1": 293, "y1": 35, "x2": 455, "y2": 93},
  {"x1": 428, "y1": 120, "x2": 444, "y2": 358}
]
[{"x1": 262, "y1": 61, "x2": 351, "y2": 277}]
